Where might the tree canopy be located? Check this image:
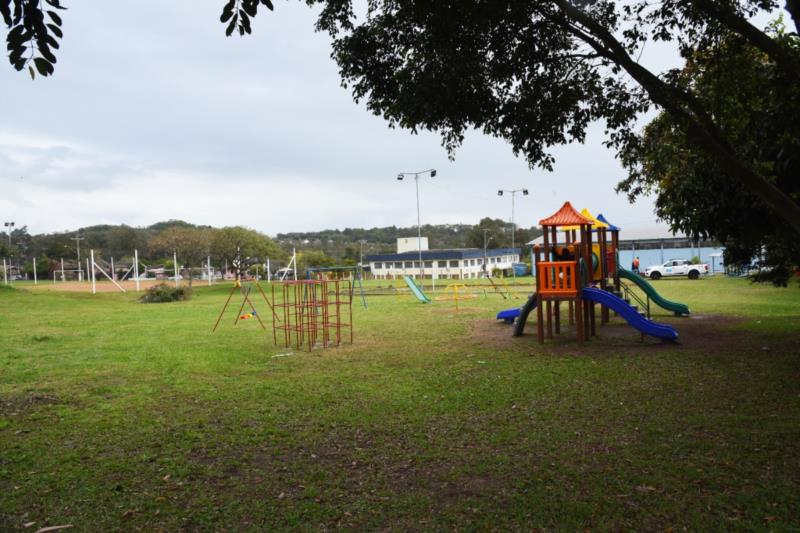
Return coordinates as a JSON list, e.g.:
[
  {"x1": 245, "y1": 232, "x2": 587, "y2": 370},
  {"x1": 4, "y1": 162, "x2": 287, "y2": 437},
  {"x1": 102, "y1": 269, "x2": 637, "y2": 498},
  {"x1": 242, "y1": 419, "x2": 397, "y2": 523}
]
[
  {"x1": 148, "y1": 227, "x2": 215, "y2": 287},
  {"x1": 4, "y1": 0, "x2": 799, "y2": 247},
  {"x1": 618, "y1": 22, "x2": 800, "y2": 285},
  {"x1": 210, "y1": 226, "x2": 287, "y2": 272}
]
